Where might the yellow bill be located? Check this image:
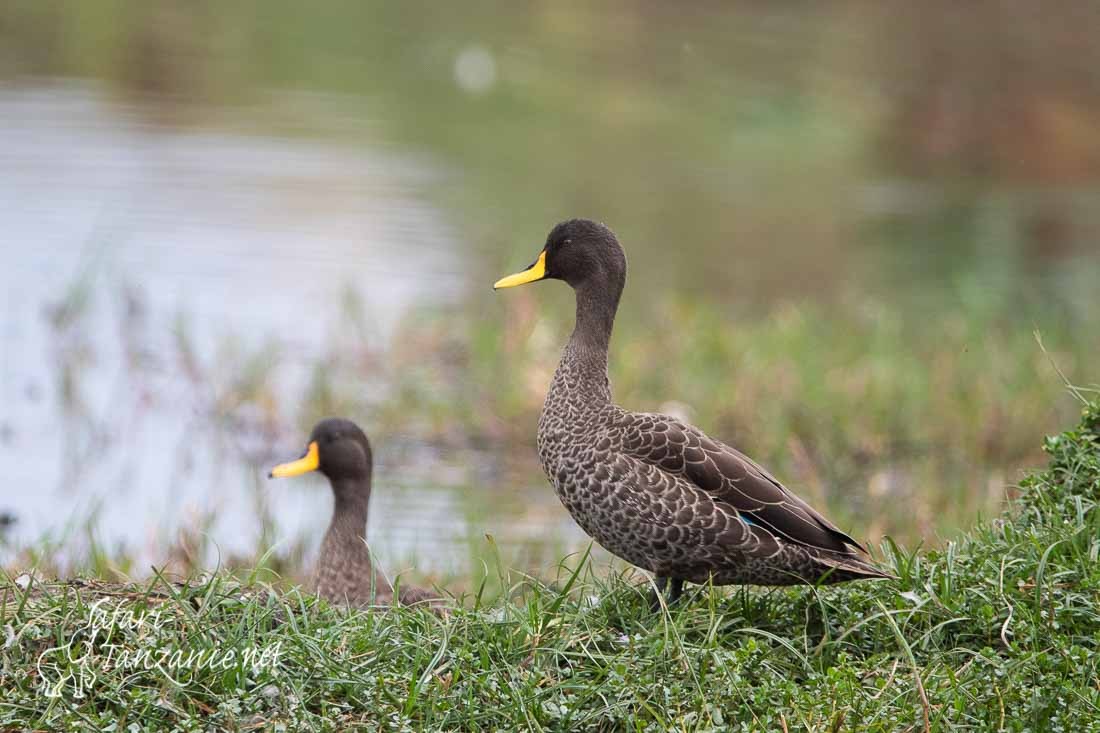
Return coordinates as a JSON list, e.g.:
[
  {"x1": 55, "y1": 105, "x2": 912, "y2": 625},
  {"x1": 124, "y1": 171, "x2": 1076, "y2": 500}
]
[
  {"x1": 269, "y1": 441, "x2": 320, "y2": 478},
  {"x1": 493, "y1": 251, "x2": 547, "y2": 289}
]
